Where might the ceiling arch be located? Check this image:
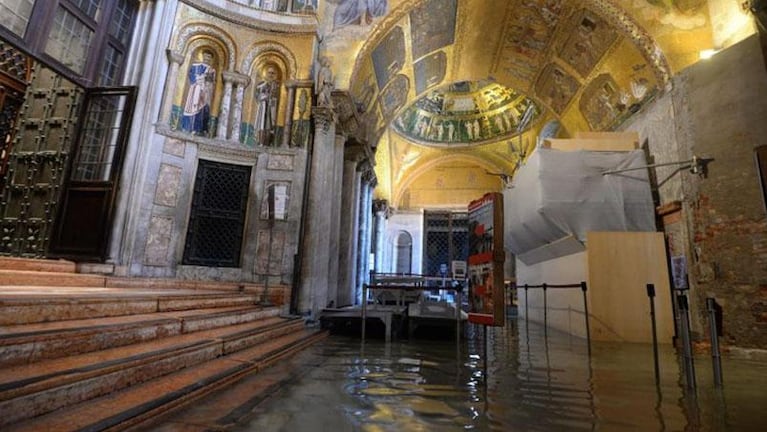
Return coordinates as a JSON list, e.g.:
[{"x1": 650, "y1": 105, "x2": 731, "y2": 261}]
[
  {"x1": 393, "y1": 152, "x2": 507, "y2": 208},
  {"x1": 321, "y1": 0, "x2": 729, "y2": 207}
]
